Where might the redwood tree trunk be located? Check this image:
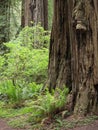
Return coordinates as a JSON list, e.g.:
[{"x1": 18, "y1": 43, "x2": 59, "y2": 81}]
[
  {"x1": 47, "y1": 0, "x2": 72, "y2": 91},
  {"x1": 47, "y1": 0, "x2": 98, "y2": 115},
  {"x1": 72, "y1": 0, "x2": 98, "y2": 115},
  {"x1": 21, "y1": 0, "x2": 31, "y2": 27},
  {"x1": 21, "y1": 0, "x2": 48, "y2": 29}
]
